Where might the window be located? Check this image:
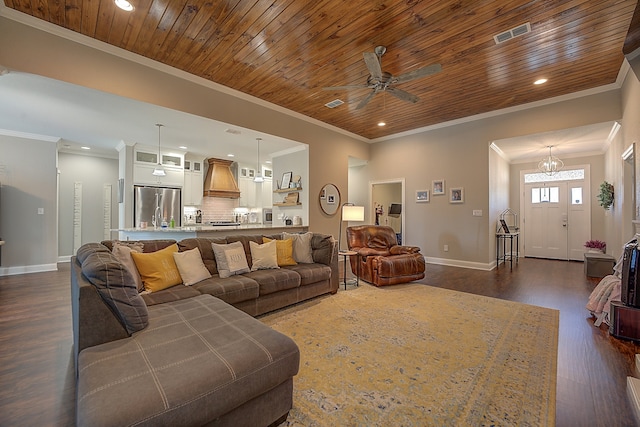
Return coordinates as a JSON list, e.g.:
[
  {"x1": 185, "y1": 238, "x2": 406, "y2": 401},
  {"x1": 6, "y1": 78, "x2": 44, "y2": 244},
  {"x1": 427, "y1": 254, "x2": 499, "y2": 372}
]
[
  {"x1": 524, "y1": 169, "x2": 584, "y2": 183},
  {"x1": 531, "y1": 186, "x2": 559, "y2": 204},
  {"x1": 571, "y1": 187, "x2": 583, "y2": 205}
]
